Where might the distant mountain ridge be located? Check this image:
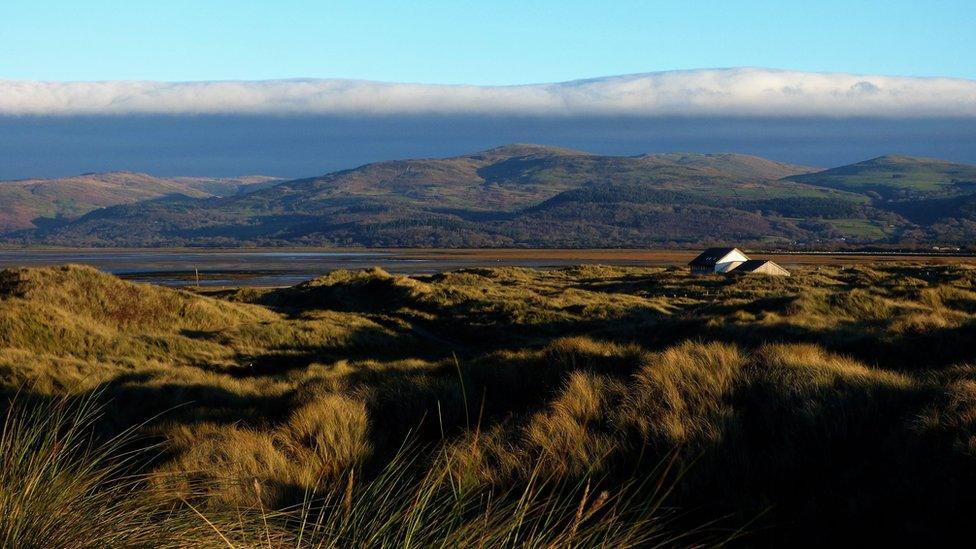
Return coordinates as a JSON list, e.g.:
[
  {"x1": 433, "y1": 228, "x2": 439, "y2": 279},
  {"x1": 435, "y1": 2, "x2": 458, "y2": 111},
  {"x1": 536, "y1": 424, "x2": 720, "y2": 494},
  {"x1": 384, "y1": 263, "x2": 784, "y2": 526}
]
[
  {"x1": 6, "y1": 145, "x2": 976, "y2": 248},
  {"x1": 0, "y1": 172, "x2": 281, "y2": 231},
  {"x1": 636, "y1": 153, "x2": 818, "y2": 180}
]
